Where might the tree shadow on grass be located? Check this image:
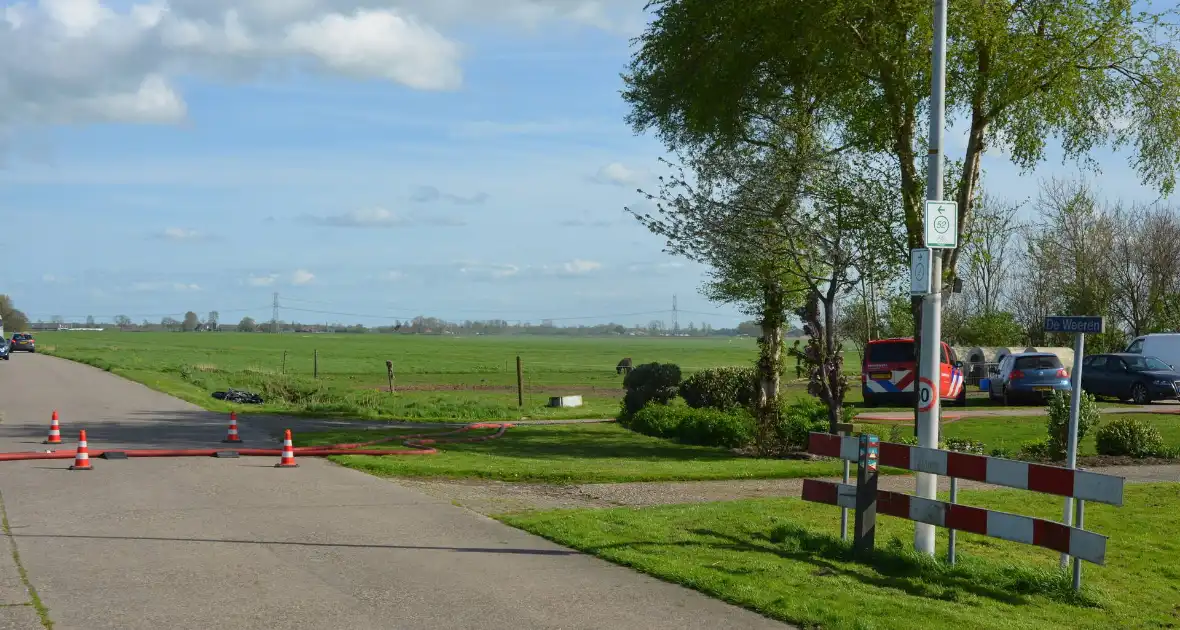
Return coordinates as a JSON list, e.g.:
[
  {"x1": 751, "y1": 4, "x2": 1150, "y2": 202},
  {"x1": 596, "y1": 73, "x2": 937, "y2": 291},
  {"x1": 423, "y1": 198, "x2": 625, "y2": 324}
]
[{"x1": 587, "y1": 524, "x2": 1103, "y2": 609}]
